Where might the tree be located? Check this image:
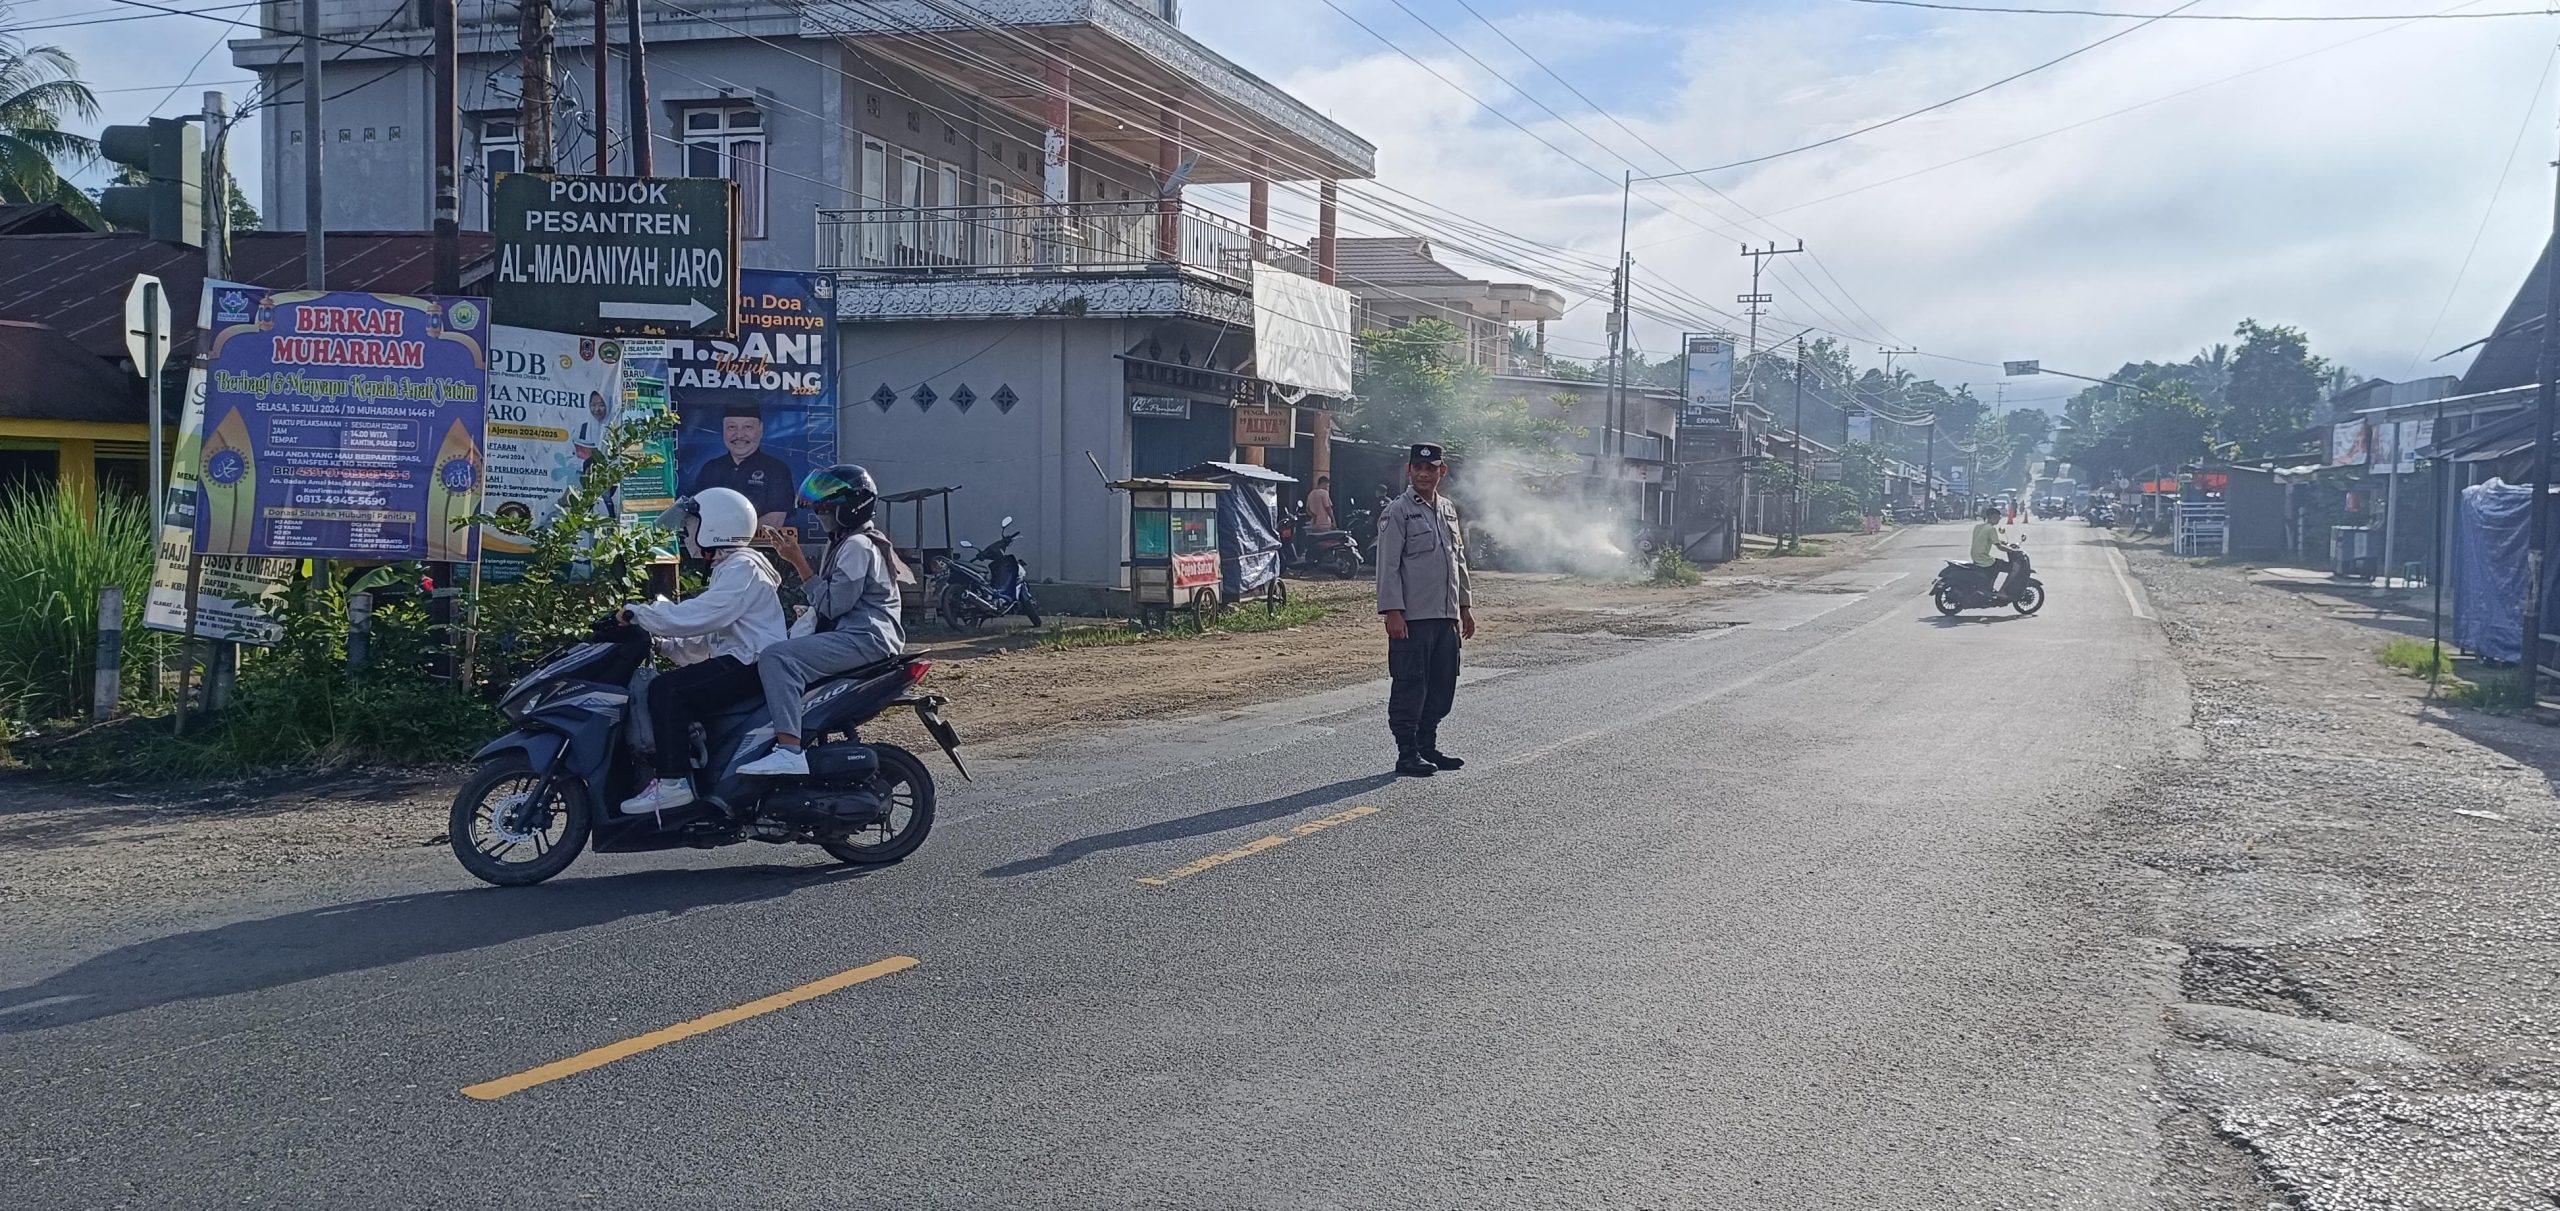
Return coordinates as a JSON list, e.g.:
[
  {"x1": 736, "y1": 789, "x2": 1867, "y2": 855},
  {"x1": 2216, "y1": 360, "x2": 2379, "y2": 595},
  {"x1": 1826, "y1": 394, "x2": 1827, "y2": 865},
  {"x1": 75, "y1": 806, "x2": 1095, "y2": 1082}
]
[
  {"x1": 1349, "y1": 318, "x2": 1572, "y2": 457},
  {"x1": 107, "y1": 160, "x2": 260, "y2": 232},
  {"x1": 2222, "y1": 319, "x2": 2328, "y2": 457},
  {"x1": 0, "y1": 15, "x2": 100, "y2": 223}
]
